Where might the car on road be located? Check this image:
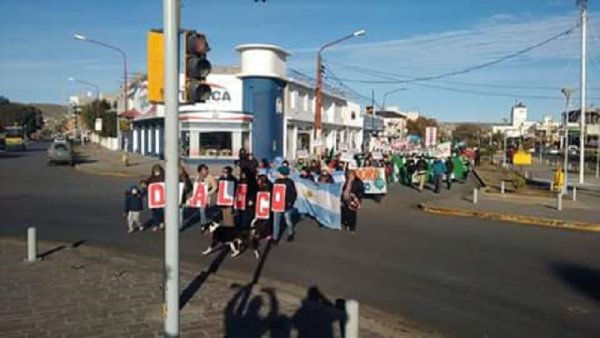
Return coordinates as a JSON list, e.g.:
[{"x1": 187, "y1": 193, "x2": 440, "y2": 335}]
[
  {"x1": 568, "y1": 145, "x2": 579, "y2": 155},
  {"x1": 47, "y1": 141, "x2": 74, "y2": 166}
]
